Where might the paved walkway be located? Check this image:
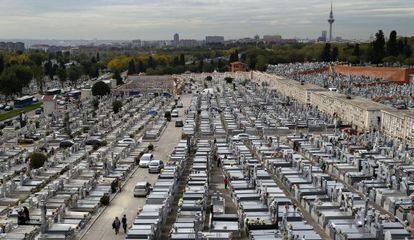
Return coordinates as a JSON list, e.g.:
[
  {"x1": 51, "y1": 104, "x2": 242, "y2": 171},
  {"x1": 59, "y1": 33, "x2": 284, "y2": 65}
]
[{"x1": 81, "y1": 95, "x2": 192, "y2": 240}]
